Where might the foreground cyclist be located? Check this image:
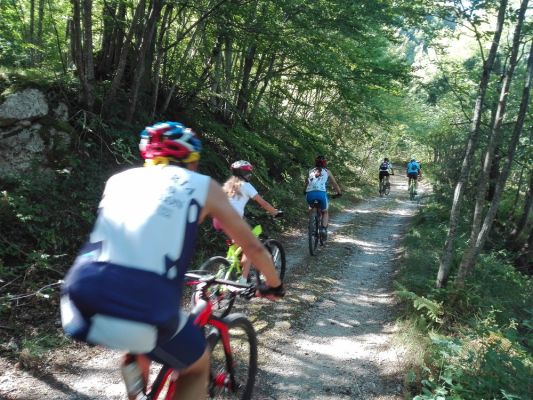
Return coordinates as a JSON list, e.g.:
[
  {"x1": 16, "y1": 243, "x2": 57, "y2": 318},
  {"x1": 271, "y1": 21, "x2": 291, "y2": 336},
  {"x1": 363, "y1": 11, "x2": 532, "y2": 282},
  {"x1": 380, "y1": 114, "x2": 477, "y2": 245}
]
[
  {"x1": 406, "y1": 157, "x2": 422, "y2": 194},
  {"x1": 303, "y1": 155, "x2": 342, "y2": 240},
  {"x1": 215, "y1": 160, "x2": 281, "y2": 282},
  {"x1": 378, "y1": 157, "x2": 394, "y2": 193},
  {"x1": 60, "y1": 122, "x2": 284, "y2": 400}
]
